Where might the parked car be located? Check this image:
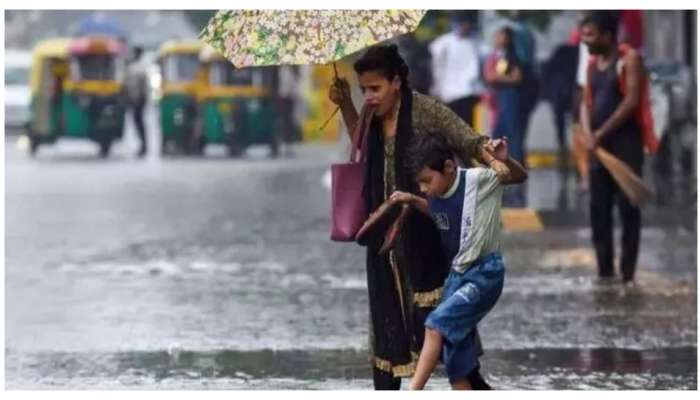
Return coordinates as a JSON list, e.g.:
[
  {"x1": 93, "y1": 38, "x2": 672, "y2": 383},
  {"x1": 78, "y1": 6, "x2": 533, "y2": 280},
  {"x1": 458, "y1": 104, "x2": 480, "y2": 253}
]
[{"x1": 5, "y1": 49, "x2": 32, "y2": 130}]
